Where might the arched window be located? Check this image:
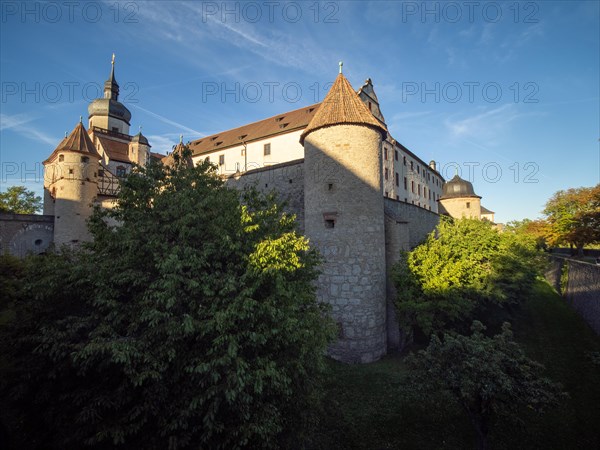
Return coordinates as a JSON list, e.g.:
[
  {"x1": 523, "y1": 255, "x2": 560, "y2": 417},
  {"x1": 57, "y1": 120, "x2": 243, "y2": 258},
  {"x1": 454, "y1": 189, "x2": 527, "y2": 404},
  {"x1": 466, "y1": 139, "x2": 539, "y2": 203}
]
[
  {"x1": 58, "y1": 154, "x2": 64, "y2": 162},
  {"x1": 81, "y1": 156, "x2": 89, "y2": 163}
]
